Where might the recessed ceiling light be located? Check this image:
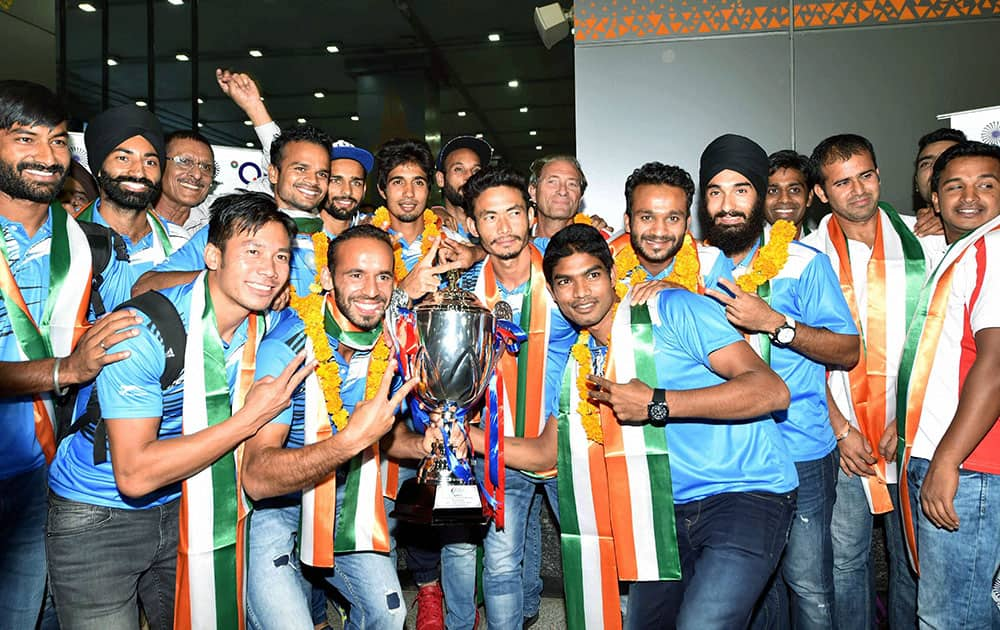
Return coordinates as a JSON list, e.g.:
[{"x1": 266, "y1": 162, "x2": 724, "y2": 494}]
[
  {"x1": 297, "y1": 117, "x2": 307, "y2": 124},
  {"x1": 135, "y1": 100, "x2": 147, "y2": 107},
  {"x1": 350, "y1": 115, "x2": 360, "y2": 122},
  {"x1": 519, "y1": 106, "x2": 529, "y2": 113},
  {"x1": 313, "y1": 91, "x2": 325, "y2": 99},
  {"x1": 243, "y1": 120, "x2": 253, "y2": 126},
  {"x1": 457, "y1": 111, "x2": 467, "y2": 117},
  {"x1": 106, "y1": 57, "x2": 119, "y2": 66},
  {"x1": 246, "y1": 142, "x2": 254, "y2": 148},
  {"x1": 325, "y1": 44, "x2": 340, "y2": 53},
  {"x1": 167, "y1": 0, "x2": 184, "y2": 5},
  {"x1": 175, "y1": 53, "x2": 190, "y2": 61},
  {"x1": 197, "y1": 122, "x2": 203, "y2": 128},
  {"x1": 475, "y1": 133, "x2": 484, "y2": 139},
  {"x1": 535, "y1": 145, "x2": 543, "y2": 150},
  {"x1": 529, "y1": 130, "x2": 537, "y2": 136},
  {"x1": 488, "y1": 33, "x2": 501, "y2": 42},
  {"x1": 507, "y1": 80, "x2": 519, "y2": 88},
  {"x1": 197, "y1": 97, "x2": 204, "y2": 104},
  {"x1": 248, "y1": 49, "x2": 263, "y2": 58},
  {"x1": 78, "y1": 3, "x2": 97, "y2": 12}
]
